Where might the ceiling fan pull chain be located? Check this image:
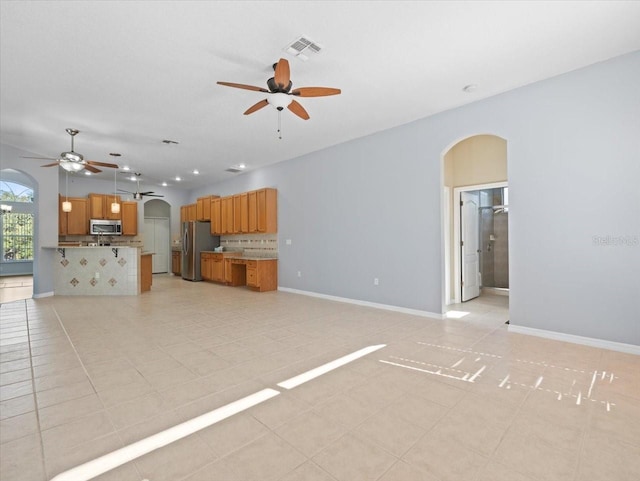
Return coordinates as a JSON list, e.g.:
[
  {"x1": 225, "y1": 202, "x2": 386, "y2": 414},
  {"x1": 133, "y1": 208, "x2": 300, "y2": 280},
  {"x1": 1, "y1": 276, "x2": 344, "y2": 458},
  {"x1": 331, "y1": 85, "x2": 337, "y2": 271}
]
[{"x1": 278, "y1": 110, "x2": 282, "y2": 140}]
